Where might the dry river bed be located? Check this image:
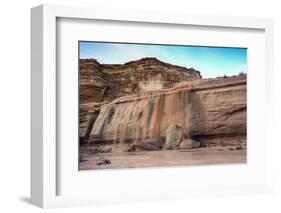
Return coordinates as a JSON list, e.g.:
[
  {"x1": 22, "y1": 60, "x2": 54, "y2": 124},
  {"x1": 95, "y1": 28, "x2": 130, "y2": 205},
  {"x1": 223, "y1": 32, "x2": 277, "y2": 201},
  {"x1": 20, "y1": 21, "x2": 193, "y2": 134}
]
[{"x1": 79, "y1": 146, "x2": 246, "y2": 170}]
